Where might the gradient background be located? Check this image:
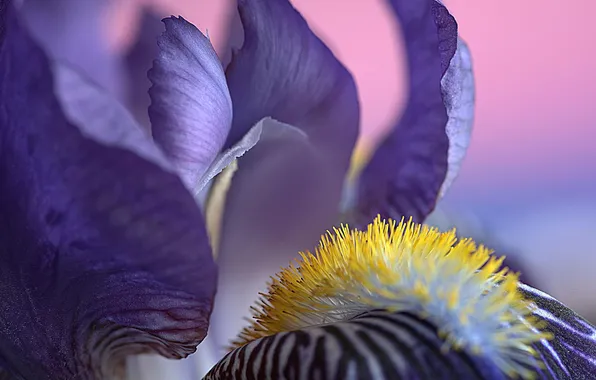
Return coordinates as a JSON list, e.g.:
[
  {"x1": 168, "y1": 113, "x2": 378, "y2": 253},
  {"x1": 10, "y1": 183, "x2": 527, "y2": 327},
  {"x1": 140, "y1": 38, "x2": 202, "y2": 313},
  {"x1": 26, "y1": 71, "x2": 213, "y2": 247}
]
[{"x1": 110, "y1": 0, "x2": 596, "y2": 317}]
